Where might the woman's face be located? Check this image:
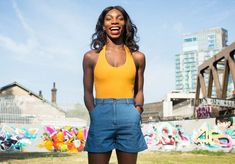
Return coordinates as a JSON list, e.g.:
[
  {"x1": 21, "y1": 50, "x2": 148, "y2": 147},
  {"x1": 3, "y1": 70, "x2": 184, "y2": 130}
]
[{"x1": 103, "y1": 9, "x2": 125, "y2": 39}]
